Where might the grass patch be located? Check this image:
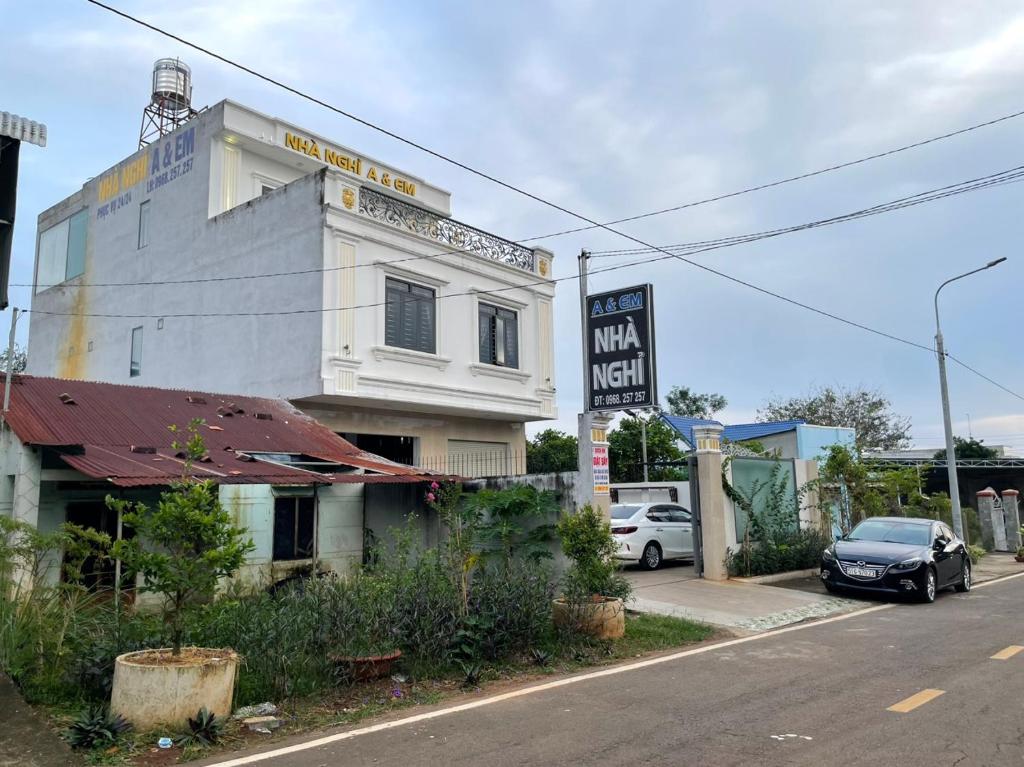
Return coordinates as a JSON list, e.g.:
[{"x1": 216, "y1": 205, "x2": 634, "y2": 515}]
[
  {"x1": 616, "y1": 613, "x2": 715, "y2": 655},
  {"x1": 64, "y1": 612, "x2": 715, "y2": 766}
]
